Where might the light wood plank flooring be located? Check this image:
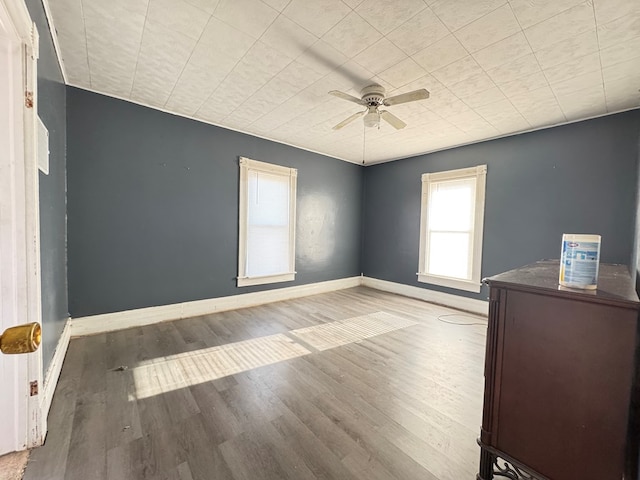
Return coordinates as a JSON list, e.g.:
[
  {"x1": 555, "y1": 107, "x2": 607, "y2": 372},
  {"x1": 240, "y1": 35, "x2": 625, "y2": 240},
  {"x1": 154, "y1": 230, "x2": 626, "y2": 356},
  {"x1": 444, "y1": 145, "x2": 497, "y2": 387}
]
[{"x1": 24, "y1": 287, "x2": 487, "y2": 480}]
